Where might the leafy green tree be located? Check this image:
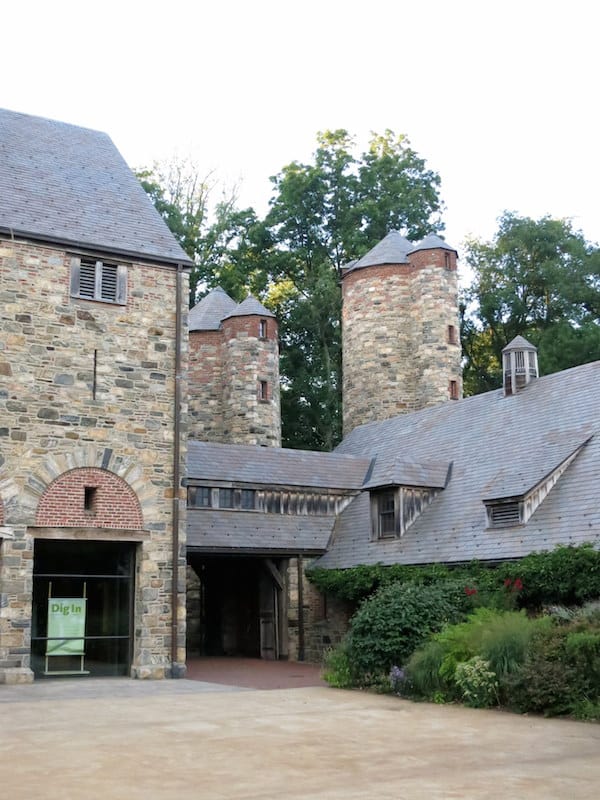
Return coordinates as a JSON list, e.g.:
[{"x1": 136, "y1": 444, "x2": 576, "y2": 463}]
[
  {"x1": 138, "y1": 131, "x2": 443, "y2": 448},
  {"x1": 462, "y1": 213, "x2": 600, "y2": 394},
  {"x1": 265, "y1": 129, "x2": 442, "y2": 449}
]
